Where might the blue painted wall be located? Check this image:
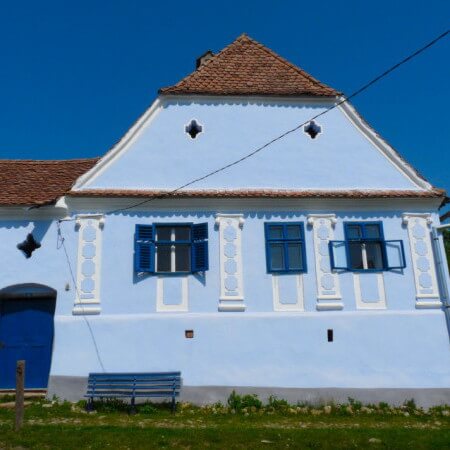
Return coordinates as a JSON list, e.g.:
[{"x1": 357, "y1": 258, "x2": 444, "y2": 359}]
[
  {"x1": 0, "y1": 207, "x2": 448, "y2": 389},
  {"x1": 83, "y1": 99, "x2": 420, "y2": 191}
]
